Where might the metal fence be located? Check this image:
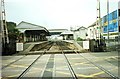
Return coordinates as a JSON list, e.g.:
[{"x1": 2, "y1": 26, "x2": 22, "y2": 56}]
[{"x1": 105, "y1": 37, "x2": 119, "y2": 52}]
